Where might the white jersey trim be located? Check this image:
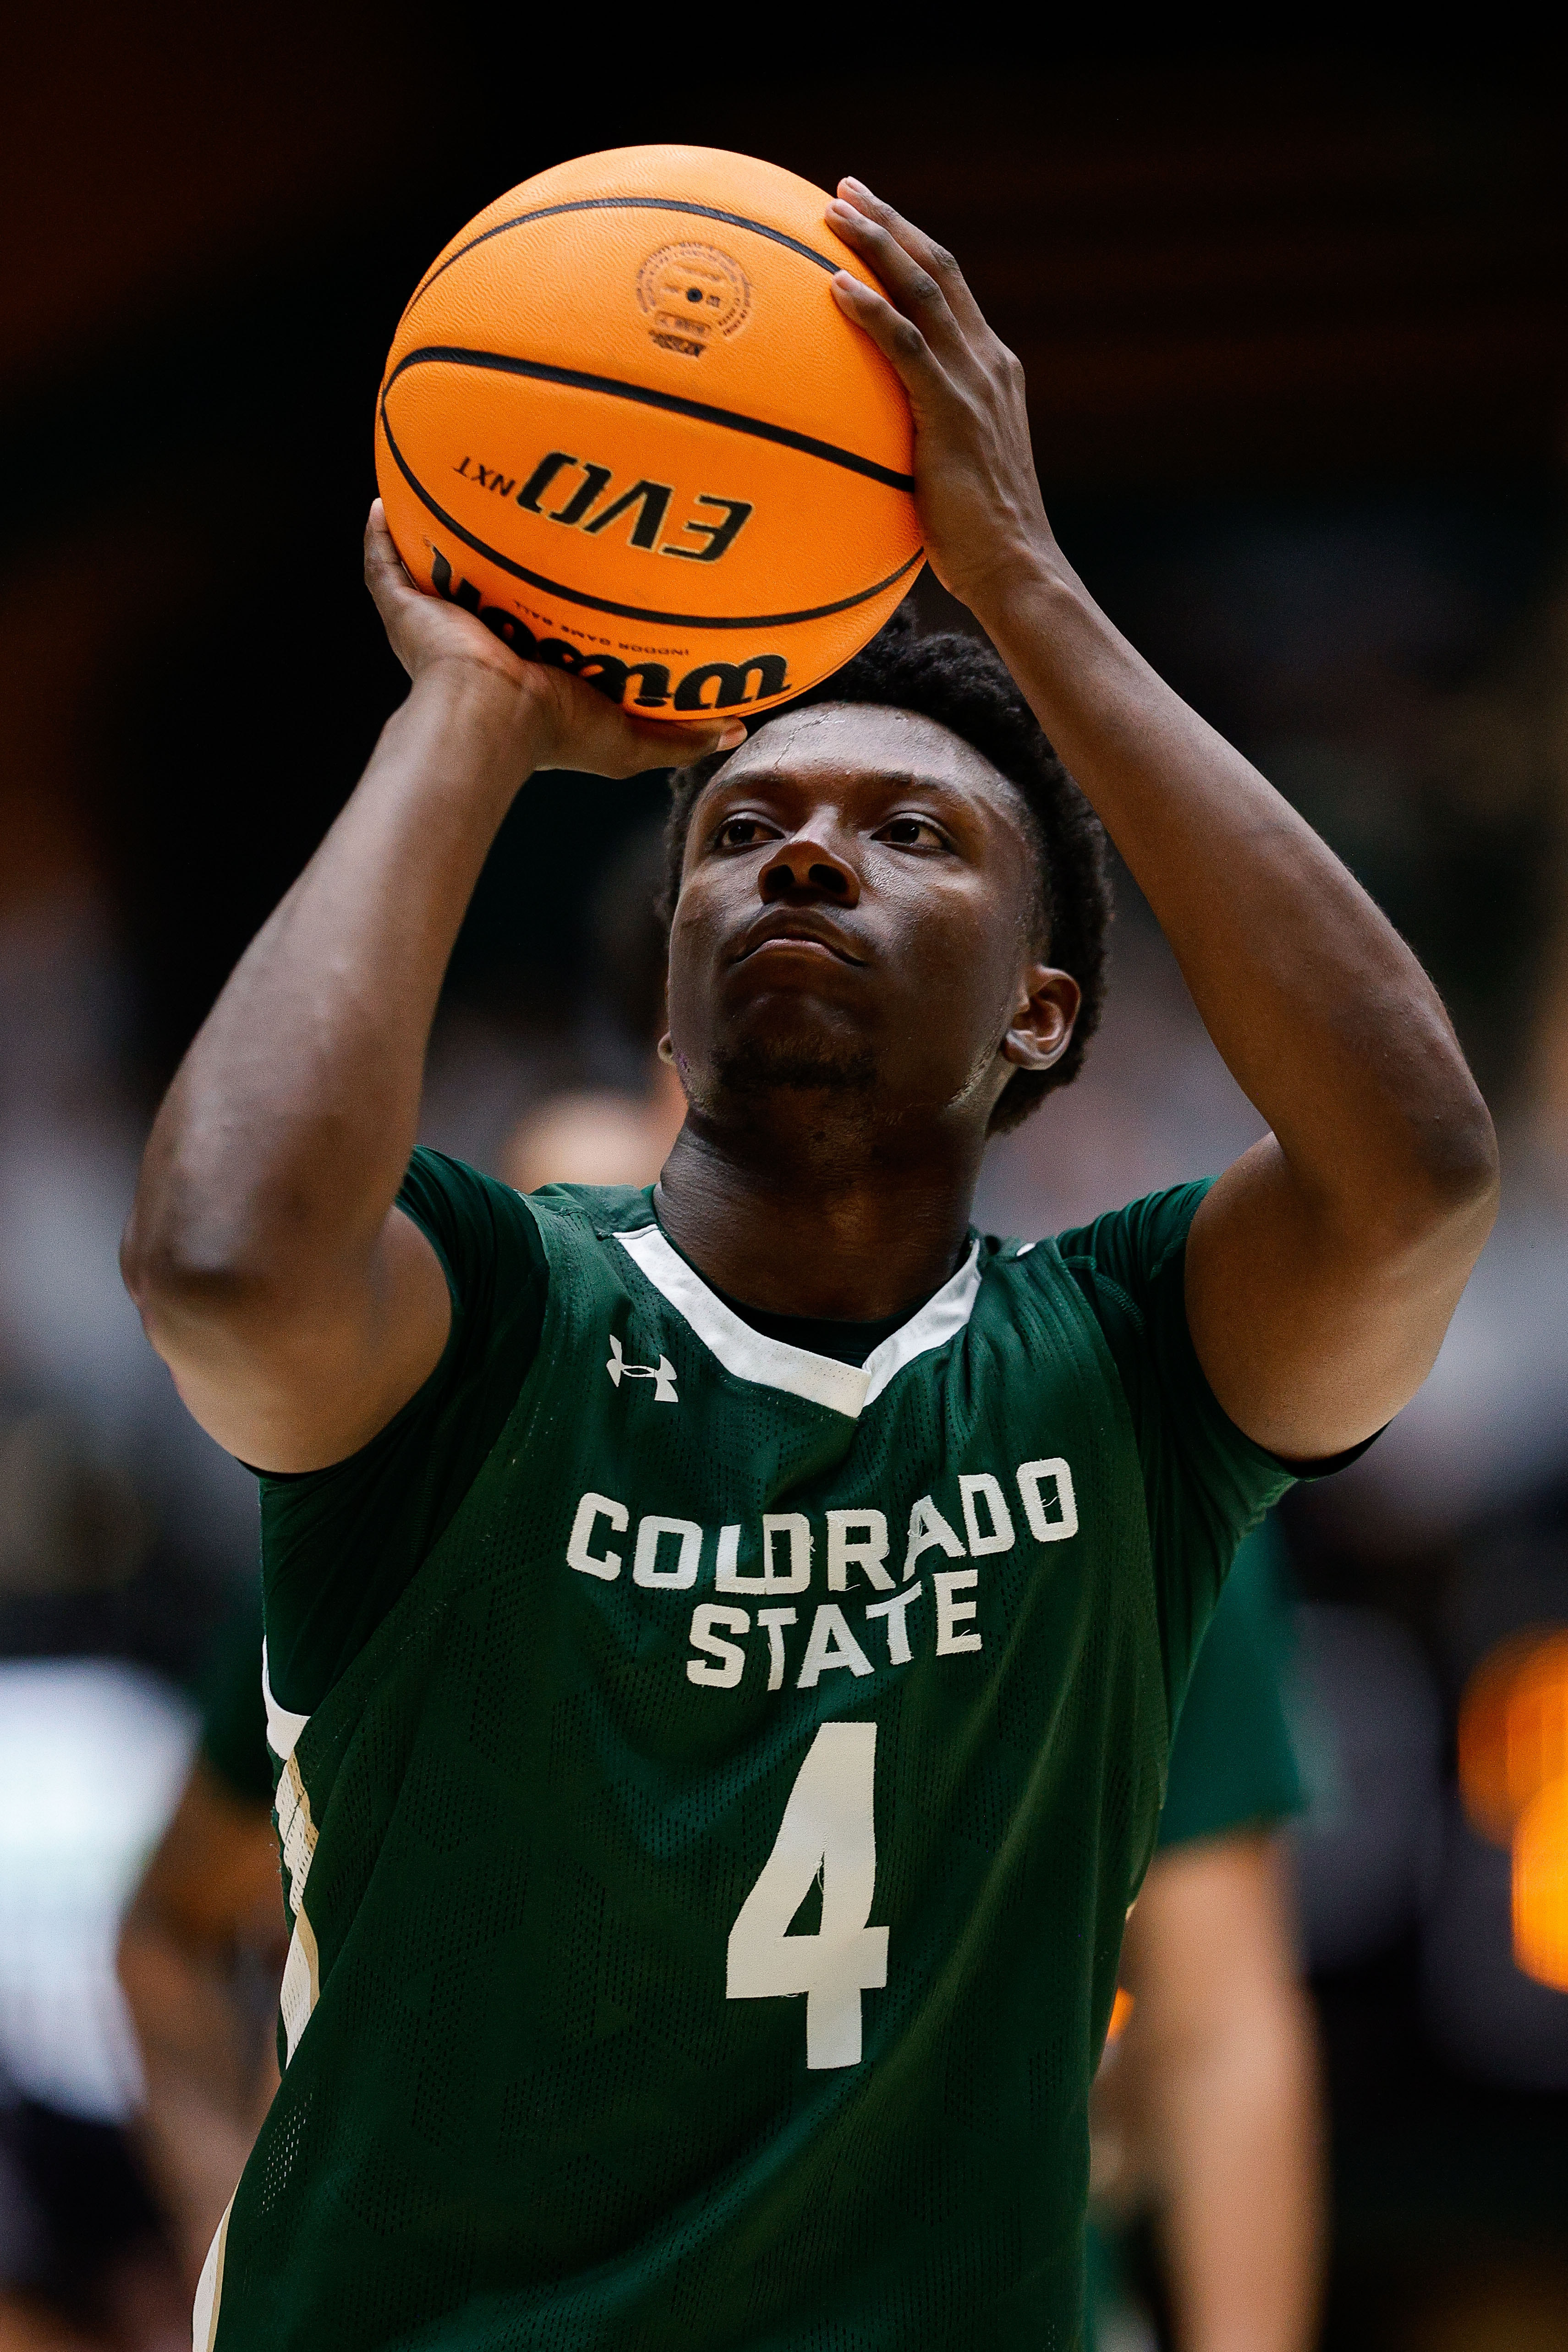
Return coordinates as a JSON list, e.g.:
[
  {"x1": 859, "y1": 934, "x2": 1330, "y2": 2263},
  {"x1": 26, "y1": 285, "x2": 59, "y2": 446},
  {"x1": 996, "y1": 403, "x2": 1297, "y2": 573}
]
[
  {"x1": 615, "y1": 1224, "x2": 982, "y2": 1420},
  {"x1": 262, "y1": 1639, "x2": 309, "y2": 1763},
  {"x1": 192, "y1": 2195, "x2": 232, "y2": 2352},
  {"x1": 861, "y1": 1246, "x2": 983, "y2": 1410}
]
